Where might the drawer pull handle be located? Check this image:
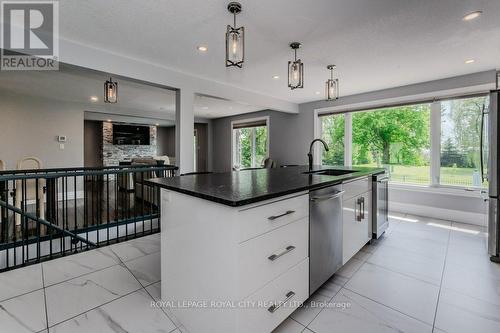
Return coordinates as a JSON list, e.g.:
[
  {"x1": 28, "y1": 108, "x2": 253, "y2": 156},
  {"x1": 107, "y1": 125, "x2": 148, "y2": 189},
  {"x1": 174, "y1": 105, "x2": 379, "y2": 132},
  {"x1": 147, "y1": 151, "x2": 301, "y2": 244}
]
[
  {"x1": 268, "y1": 291, "x2": 296, "y2": 313},
  {"x1": 268, "y1": 210, "x2": 295, "y2": 221},
  {"x1": 268, "y1": 245, "x2": 296, "y2": 261}
]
